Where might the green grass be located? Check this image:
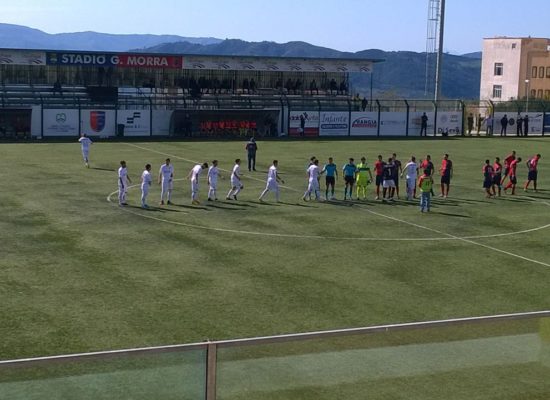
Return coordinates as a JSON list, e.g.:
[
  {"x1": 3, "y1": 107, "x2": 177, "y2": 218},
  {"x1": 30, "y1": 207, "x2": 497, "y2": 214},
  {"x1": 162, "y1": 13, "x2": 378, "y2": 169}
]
[{"x1": 1, "y1": 138, "x2": 550, "y2": 398}]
